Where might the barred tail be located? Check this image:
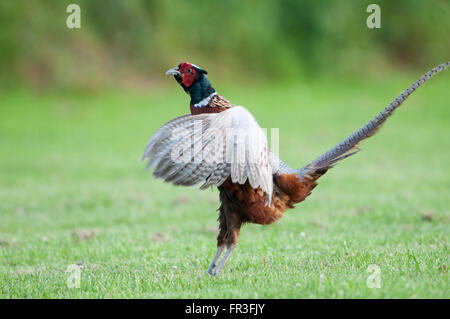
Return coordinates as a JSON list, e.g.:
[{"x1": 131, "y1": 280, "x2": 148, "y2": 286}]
[{"x1": 300, "y1": 62, "x2": 449, "y2": 175}]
